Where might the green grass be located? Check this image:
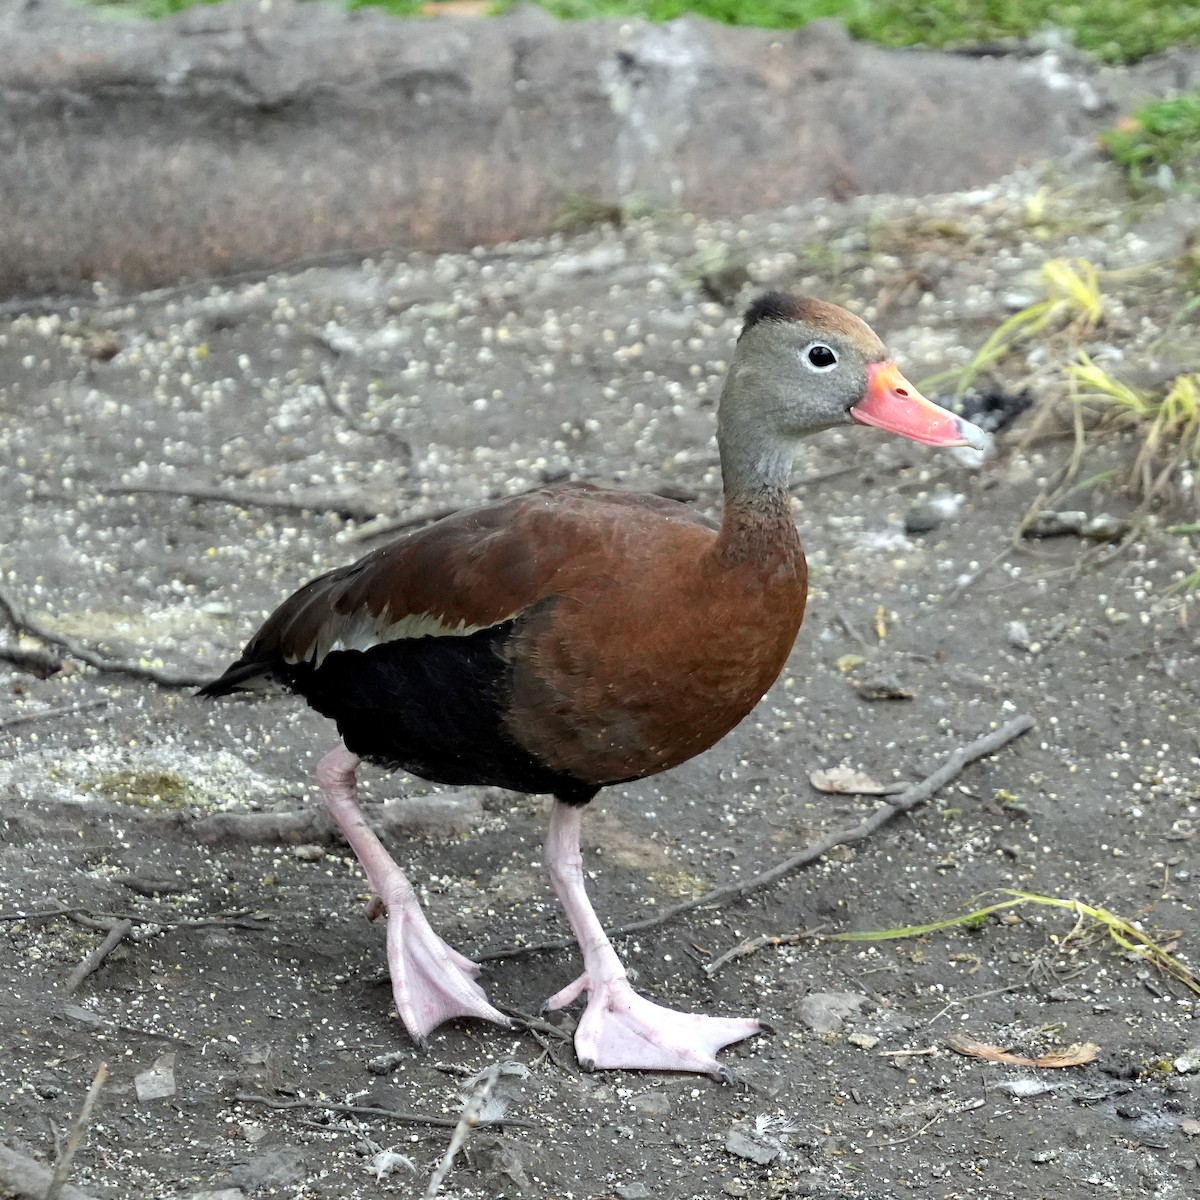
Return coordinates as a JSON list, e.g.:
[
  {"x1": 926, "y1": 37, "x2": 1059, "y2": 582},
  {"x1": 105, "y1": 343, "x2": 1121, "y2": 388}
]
[
  {"x1": 86, "y1": 0, "x2": 1200, "y2": 65},
  {"x1": 832, "y1": 888, "x2": 1200, "y2": 996},
  {"x1": 1100, "y1": 93, "x2": 1200, "y2": 192}
]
